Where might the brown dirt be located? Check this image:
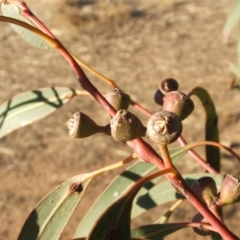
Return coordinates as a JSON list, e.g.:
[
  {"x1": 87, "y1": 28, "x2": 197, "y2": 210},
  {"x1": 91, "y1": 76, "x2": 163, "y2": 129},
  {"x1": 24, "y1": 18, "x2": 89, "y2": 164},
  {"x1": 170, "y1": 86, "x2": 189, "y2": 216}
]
[{"x1": 0, "y1": 0, "x2": 240, "y2": 239}]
